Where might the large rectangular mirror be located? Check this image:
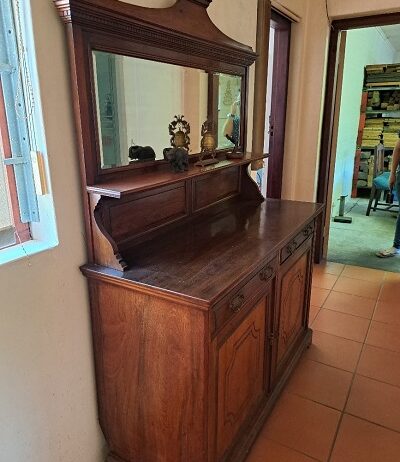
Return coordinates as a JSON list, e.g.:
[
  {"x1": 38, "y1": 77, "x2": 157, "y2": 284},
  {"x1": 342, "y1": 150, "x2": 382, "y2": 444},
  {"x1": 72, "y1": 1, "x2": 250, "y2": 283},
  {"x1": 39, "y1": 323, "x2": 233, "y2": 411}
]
[
  {"x1": 93, "y1": 51, "x2": 244, "y2": 170},
  {"x1": 93, "y1": 51, "x2": 209, "y2": 169}
]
